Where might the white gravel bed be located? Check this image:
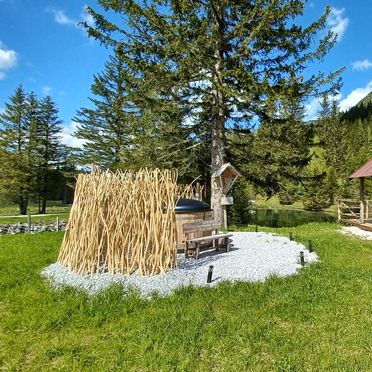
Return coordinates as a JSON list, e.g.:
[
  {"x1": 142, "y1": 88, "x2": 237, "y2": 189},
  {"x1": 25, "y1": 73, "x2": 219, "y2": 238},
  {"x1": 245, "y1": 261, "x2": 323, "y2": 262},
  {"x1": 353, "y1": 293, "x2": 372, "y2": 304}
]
[
  {"x1": 41, "y1": 232, "x2": 318, "y2": 298},
  {"x1": 340, "y1": 226, "x2": 372, "y2": 240}
]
